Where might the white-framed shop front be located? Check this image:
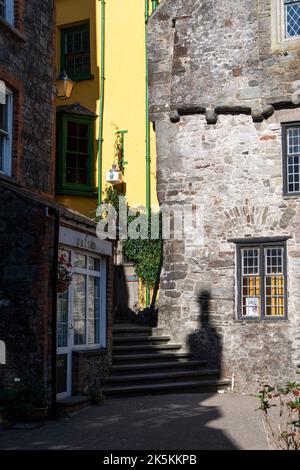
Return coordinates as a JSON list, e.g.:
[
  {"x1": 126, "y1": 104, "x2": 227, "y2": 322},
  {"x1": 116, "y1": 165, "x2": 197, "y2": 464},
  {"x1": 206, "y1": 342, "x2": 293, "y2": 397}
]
[{"x1": 56, "y1": 225, "x2": 112, "y2": 399}]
